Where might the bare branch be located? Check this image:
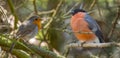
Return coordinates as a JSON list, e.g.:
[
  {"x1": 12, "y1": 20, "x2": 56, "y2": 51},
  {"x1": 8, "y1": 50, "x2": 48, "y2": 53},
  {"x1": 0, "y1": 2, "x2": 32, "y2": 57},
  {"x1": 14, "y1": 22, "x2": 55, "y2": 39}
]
[
  {"x1": 89, "y1": 0, "x2": 97, "y2": 10},
  {"x1": 0, "y1": 36, "x2": 65, "y2": 58},
  {"x1": 33, "y1": 0, "x2": 38, "y2": 15},
  {"x1": 63, "y1": 42, "x2": 120, "y2": 57},
  {"x1": 38, "y1": 9, "x2": 55, "y2": 15},
  {"x1": 7, "y1": 0, "x2": 19, "y2": 29},
  {"x1": 44, "y1": 0, "x2": 64, "y2": 28},
  {"x1": 66, "y1": 42, "x2": 120, "y2": 48},
  {"x1": 107, "y1": 5, "x2": 120, "y2": 39}
]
